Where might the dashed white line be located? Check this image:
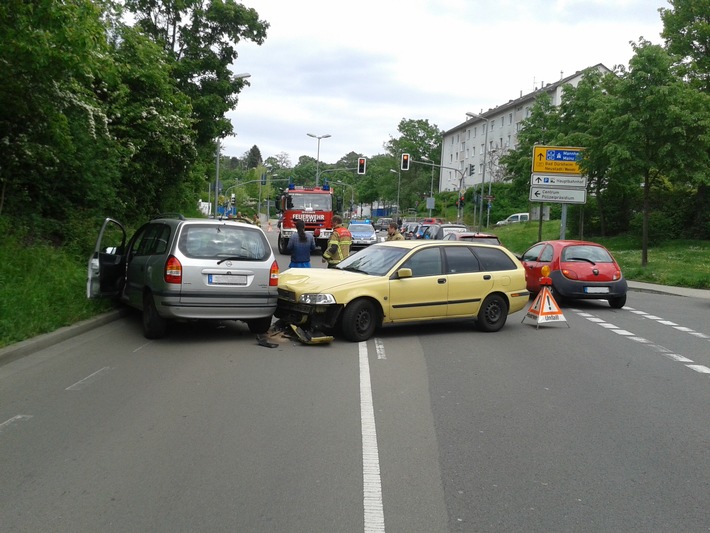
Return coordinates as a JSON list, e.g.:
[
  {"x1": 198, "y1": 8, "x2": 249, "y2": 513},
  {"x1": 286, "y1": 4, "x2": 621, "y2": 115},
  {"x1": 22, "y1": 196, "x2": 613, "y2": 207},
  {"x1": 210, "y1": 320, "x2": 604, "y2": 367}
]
[
  {"x1": 359, "y1": 342, "x2": 385, "y2": 532},
  {"x1": 374, "y1": 338, "x2": 386, "y2": 360},
  {"x1": 65, "y1": 366, "x2": 112, "y2": 391},
  {"x1": 0, "y1": 415, "x2": 32, "y2": 434},
  {"x1": 665, "y1": 354, "x2": 694, "y2": 363},
  {"x1": 575, "y1": 309, "x2": 709, "y2": 378}
]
